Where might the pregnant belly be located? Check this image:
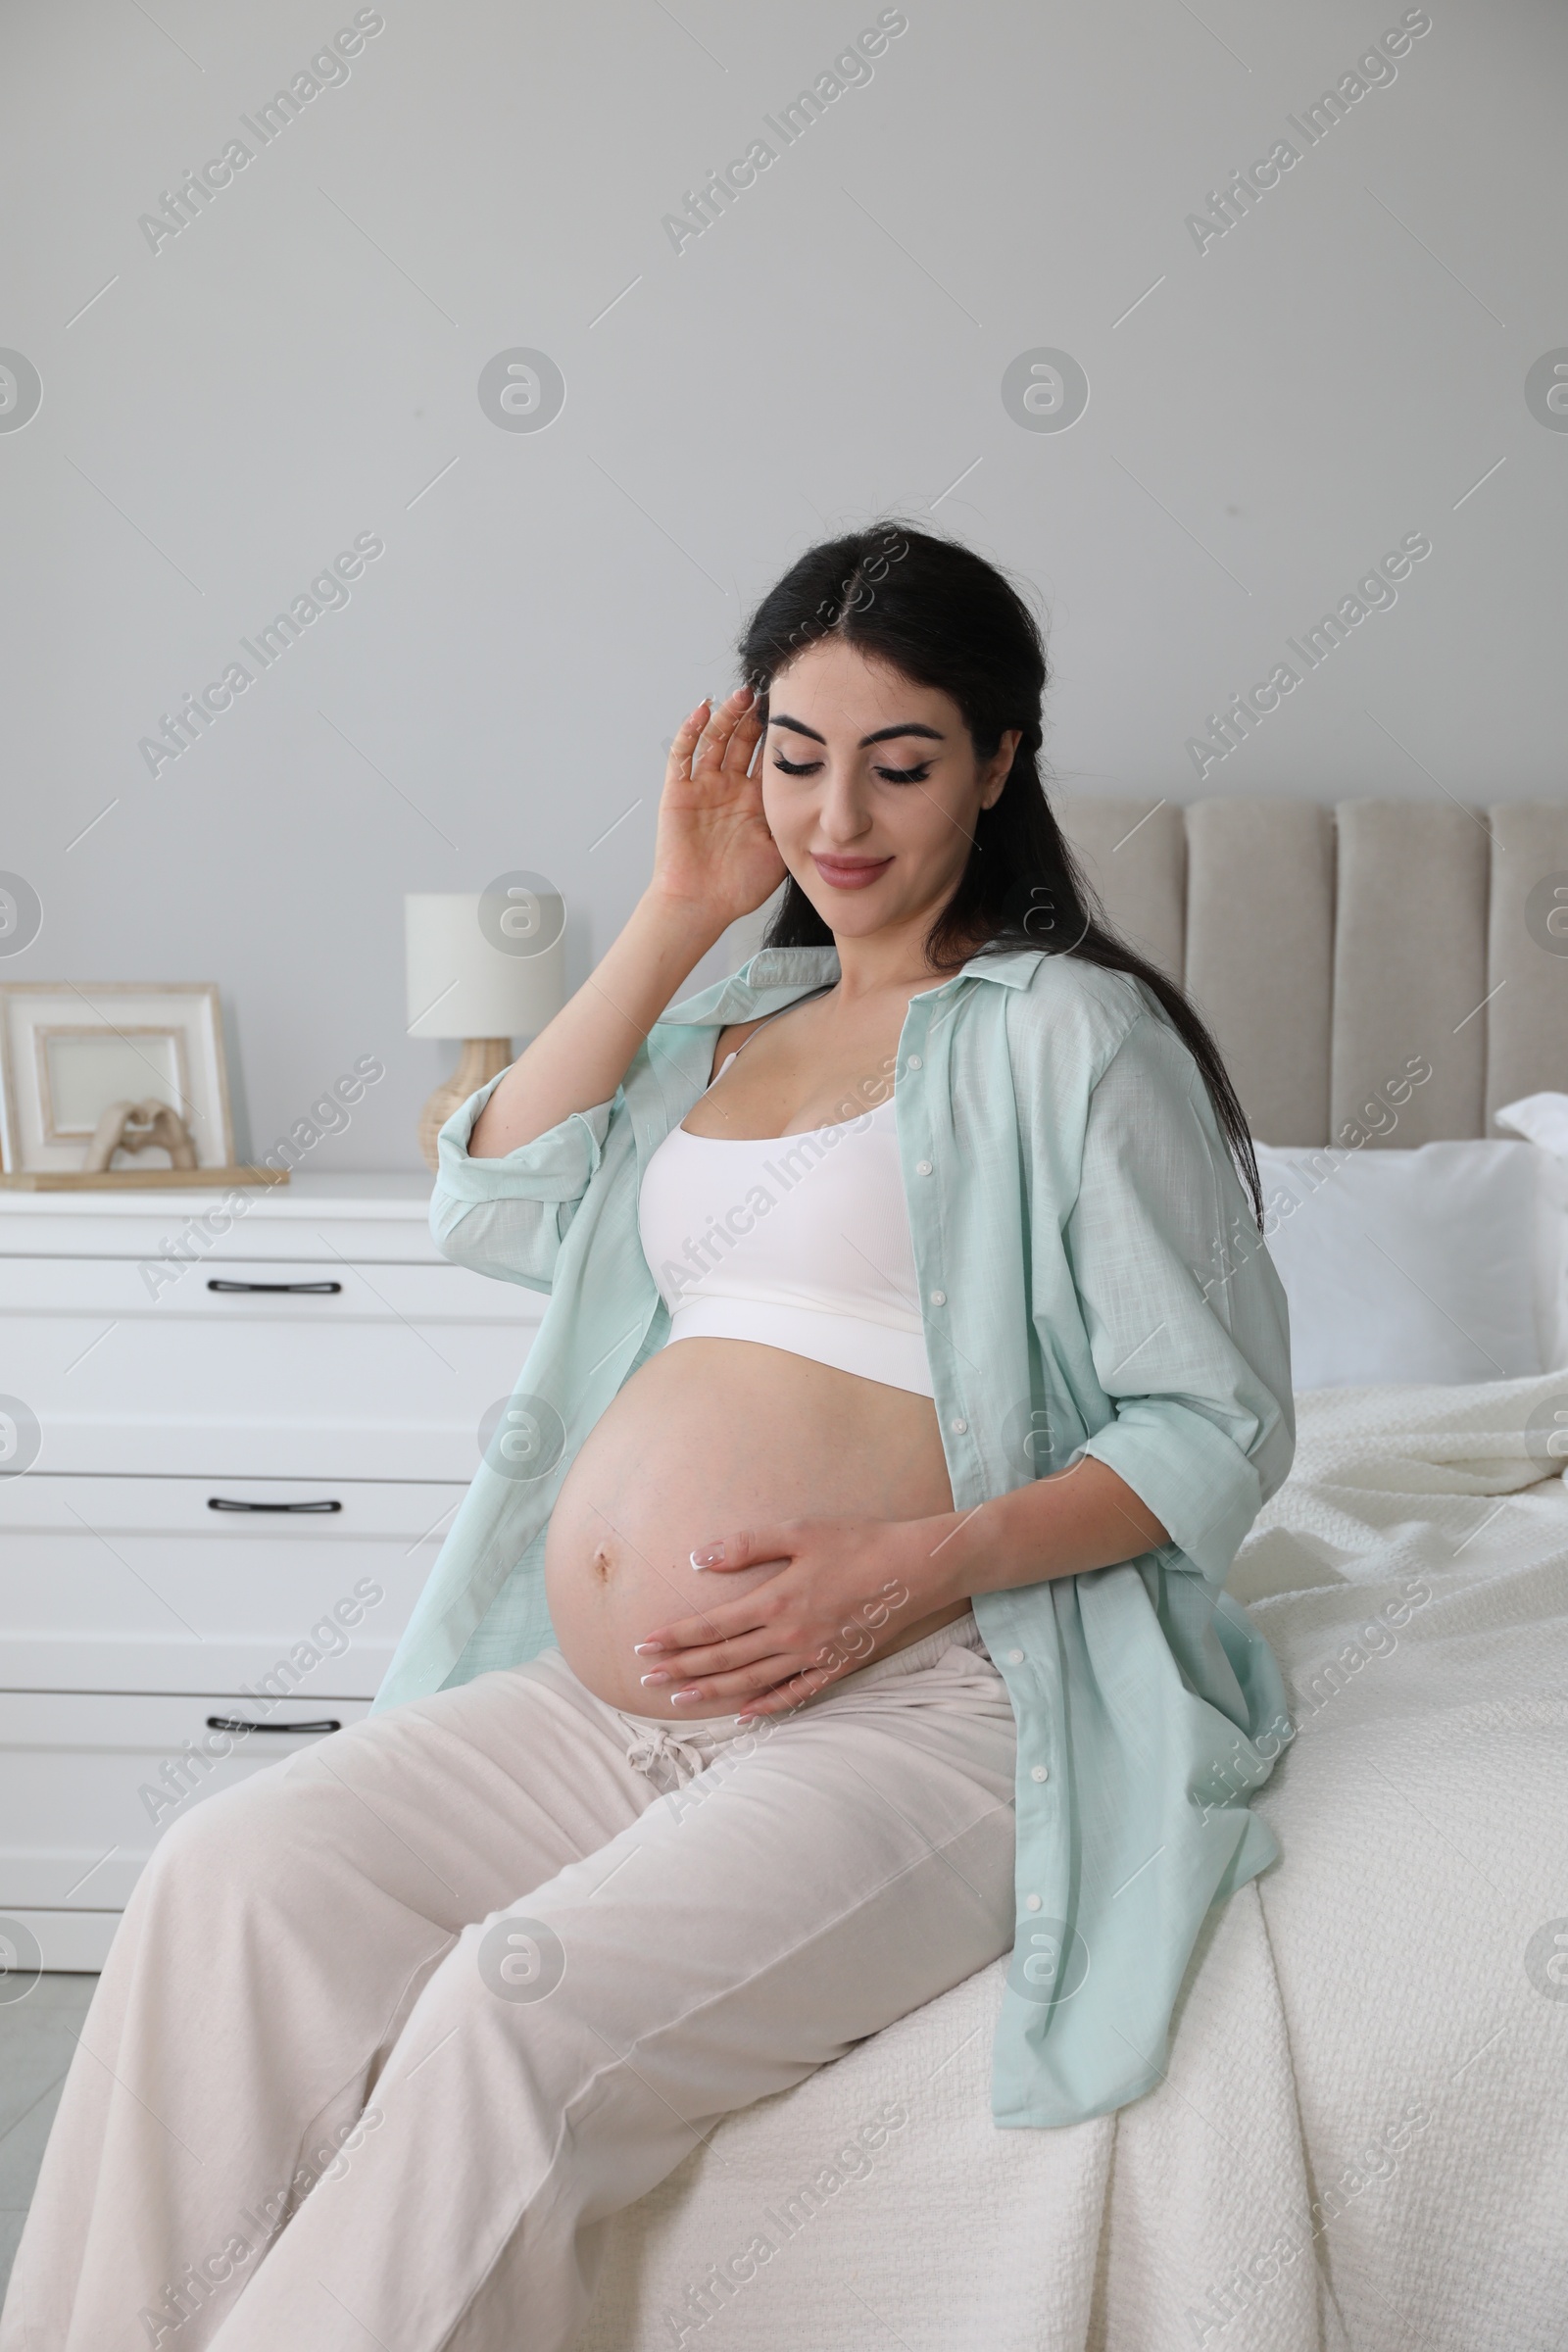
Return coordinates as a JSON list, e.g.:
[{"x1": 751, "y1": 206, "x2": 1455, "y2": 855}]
[{"x1": 543, "y1": 1338, "x2": 961, "y2": 1718}]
